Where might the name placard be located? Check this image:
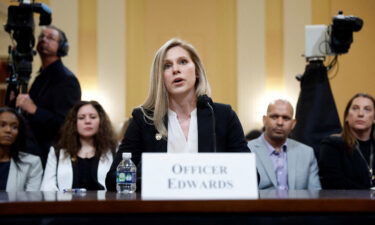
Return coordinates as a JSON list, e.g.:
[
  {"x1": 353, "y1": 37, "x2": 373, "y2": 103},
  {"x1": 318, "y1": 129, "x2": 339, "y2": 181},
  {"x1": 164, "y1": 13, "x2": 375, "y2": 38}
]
[{"x1": 141, "y1": 153, "x2": 258, "y2": 200}]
